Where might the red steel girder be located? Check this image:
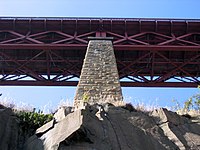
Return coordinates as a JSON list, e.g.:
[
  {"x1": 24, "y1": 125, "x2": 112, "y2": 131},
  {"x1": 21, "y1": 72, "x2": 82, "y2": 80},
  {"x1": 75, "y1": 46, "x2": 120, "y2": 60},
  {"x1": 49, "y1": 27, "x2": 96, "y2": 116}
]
[
  {"x1": 0, "y1": 44, "x2": 200, "y2": 51},
  {"x1": 0, "y1": 17, "x2": 200, "y2": 87},
  {"x1": 0, "y1": 80, "x2": 198, "y2": 88}
]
